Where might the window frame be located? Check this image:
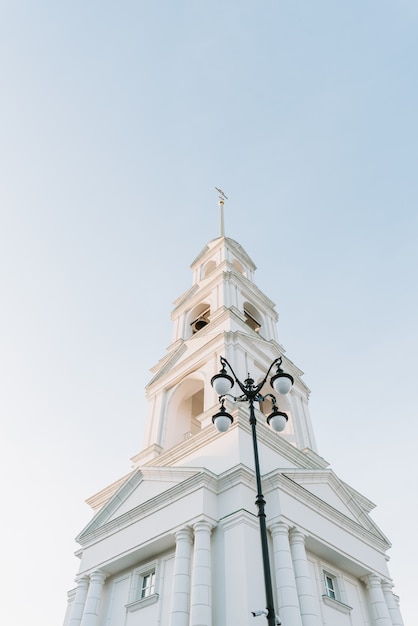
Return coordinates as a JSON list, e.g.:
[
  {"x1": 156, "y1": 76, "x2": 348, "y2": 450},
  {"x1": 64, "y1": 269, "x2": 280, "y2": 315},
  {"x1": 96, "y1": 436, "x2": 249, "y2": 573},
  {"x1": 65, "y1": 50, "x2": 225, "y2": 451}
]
[
  {"x1": 126, "y1": 560, "x2": 159, "y2": 613},
  {"x1": 324, "y1": 571, "x2": 337, "y2": 599},
  {"x1": 140, "y1": 570, "x2": 156, "y2": 599},
  {"x1": 320, "y1": 567, "x2": 352, "y2": 615}
]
